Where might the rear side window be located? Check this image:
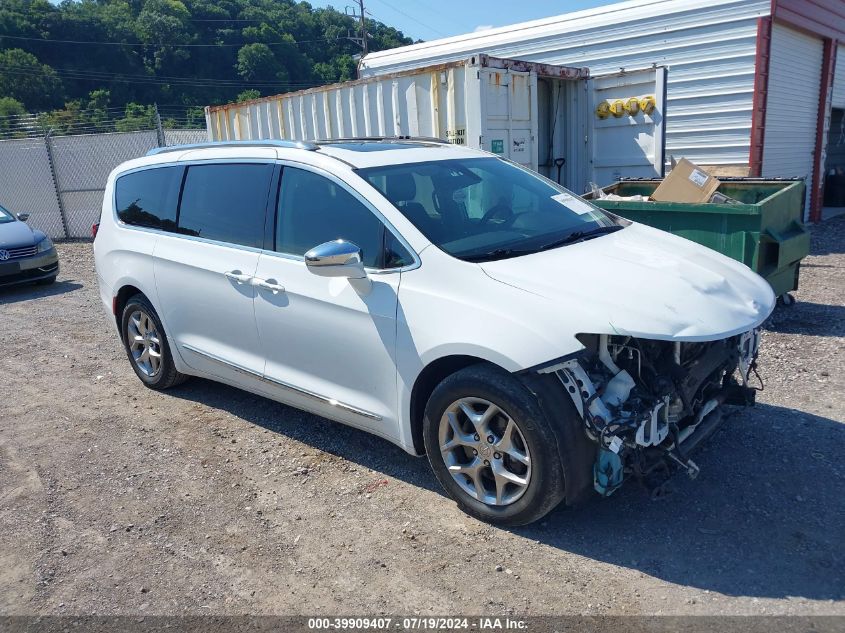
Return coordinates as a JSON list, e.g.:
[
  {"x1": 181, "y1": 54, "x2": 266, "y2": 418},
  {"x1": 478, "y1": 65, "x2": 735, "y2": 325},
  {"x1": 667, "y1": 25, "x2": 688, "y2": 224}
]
[
  {"x1": 115, "y1": 166, "x2": 182, "y2": 230},
  {"x1": 177, "y1": 163, "x2": 273, "y2": 248}
]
